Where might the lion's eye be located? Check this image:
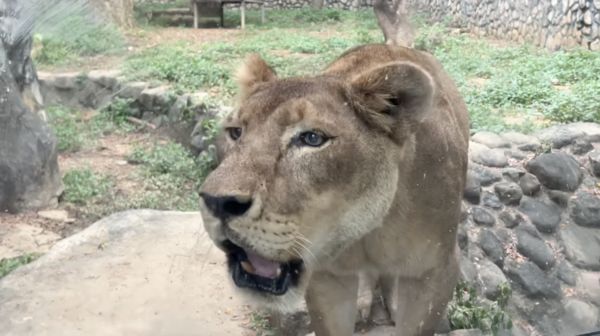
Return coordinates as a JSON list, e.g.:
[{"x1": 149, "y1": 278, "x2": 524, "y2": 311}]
[
  {"x1": 227, "y1": 127, "x2": 242, "y2": 141},
  {"x1": 299, "y1": 131, "x2": 328, "y2": 147}
]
